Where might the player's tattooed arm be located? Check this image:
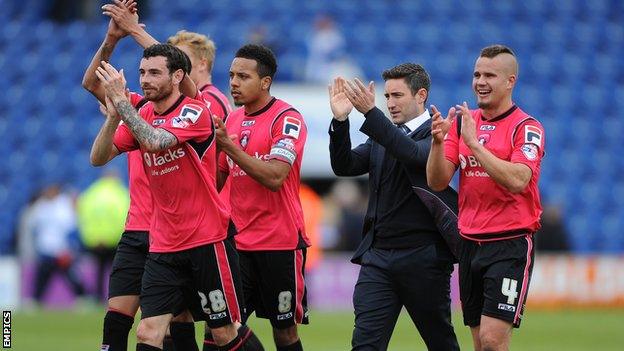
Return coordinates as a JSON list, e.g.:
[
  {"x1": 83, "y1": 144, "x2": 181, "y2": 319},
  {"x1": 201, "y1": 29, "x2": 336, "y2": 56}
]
[
  {"x1": 83, "y1": 0, "x2": 137, "y2": 103},
  {"x1": 114, "y1": 100, "x2": 178, "y2": 152}
]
